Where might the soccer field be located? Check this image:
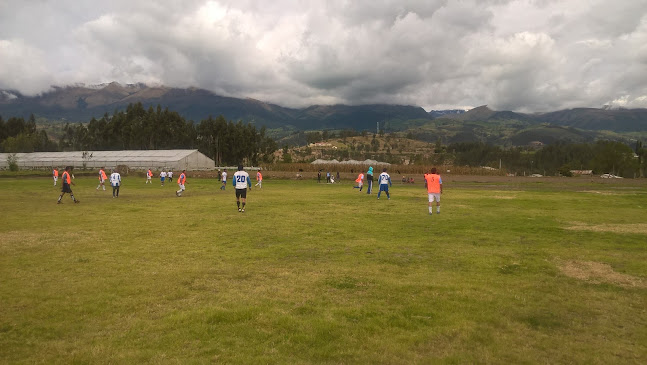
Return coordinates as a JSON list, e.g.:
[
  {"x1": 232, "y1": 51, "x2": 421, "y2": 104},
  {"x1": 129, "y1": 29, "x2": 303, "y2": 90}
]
[{"x1": 1, "y1": 175, "x2": 646, "y2": 363}]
